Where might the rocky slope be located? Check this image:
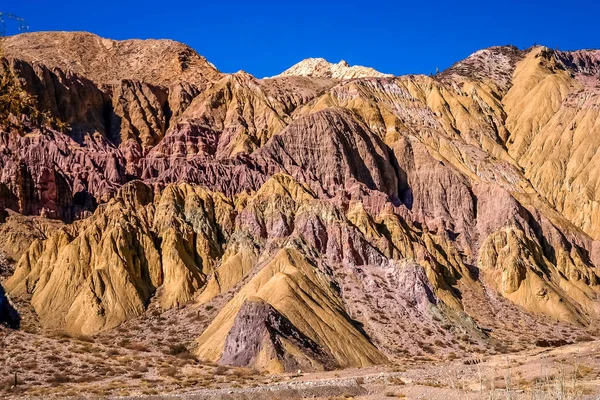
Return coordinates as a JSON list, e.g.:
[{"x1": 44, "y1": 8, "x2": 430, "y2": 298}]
[{"x1": 1, "y1": 32, "x2": 600, "y2": 374}]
